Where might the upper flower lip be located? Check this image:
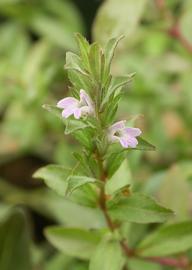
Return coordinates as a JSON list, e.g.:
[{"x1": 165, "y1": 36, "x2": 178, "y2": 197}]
[{"x1": 56, "y1": 89, "x2": 95, "y2": 119}]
